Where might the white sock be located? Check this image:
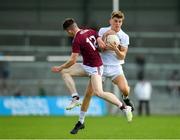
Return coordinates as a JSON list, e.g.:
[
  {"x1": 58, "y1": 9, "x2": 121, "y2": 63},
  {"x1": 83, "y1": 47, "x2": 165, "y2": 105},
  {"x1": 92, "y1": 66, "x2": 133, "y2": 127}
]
[
  {"x1": 123, "y1": 95, "x2": 128, "y2": 99},
  {"x1": 118, "y1": 102, "x2": 123, "y2": 108},
  {"x1": 79, "y1": 111, "x2": 86, "y2": 124},
  {"x1": 72, "y1": 93, "x2": 79, "y2": 98}
]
